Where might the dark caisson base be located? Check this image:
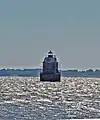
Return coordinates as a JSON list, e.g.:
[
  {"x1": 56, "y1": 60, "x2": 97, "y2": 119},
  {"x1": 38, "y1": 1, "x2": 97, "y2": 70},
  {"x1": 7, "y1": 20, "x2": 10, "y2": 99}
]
[{"x1": 40, "y1": 72, "x2": 61, "y2": 82}]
